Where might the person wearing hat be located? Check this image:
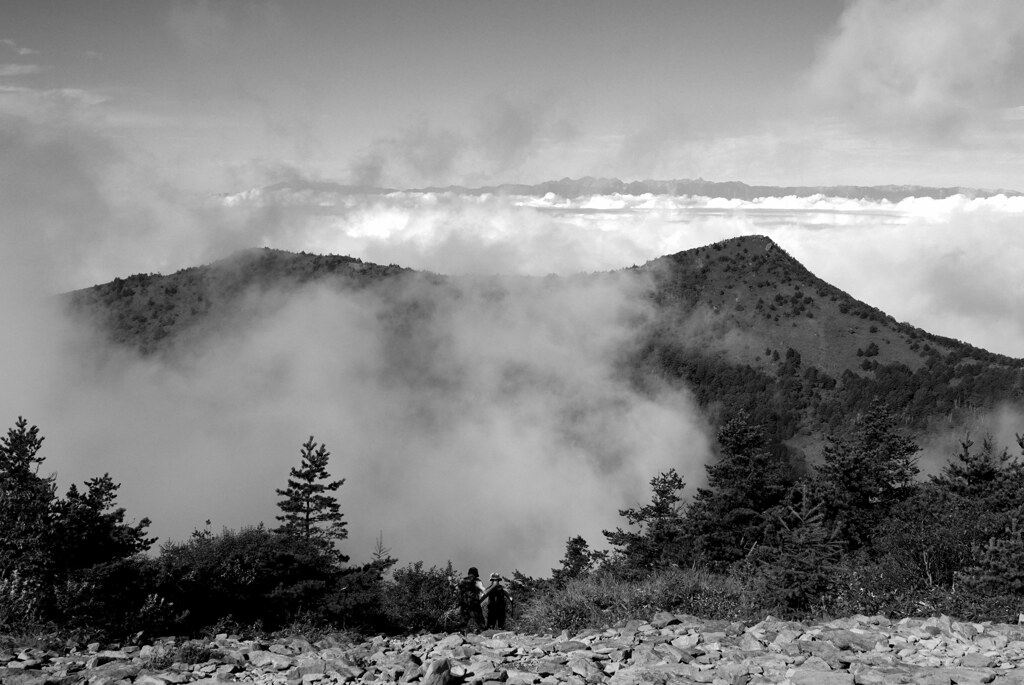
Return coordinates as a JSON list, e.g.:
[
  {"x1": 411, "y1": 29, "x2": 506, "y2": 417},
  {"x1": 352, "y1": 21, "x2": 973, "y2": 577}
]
[
  {"x1": 457, "y1": 567, "x2": 486, "y2": 633},
  {"x1": 480, "y1": 572, "x2": 513, "y2": 630}
]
